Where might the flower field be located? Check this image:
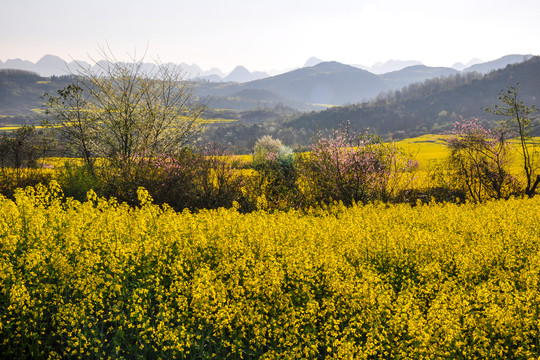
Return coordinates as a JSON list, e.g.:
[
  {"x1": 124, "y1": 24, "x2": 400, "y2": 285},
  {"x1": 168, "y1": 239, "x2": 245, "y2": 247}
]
[{"x1": 1, "y1": 182, "x2": 540, "y2": 359}]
